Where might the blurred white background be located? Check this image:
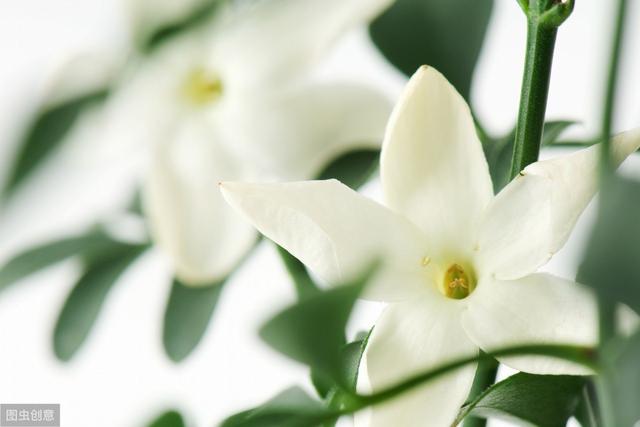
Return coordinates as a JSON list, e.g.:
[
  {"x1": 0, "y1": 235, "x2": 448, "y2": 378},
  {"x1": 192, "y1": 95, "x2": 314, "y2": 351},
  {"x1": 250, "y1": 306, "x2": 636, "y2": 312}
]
[{"x1": 1, "y1": 0, "x2": 639, "y2": 426}]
